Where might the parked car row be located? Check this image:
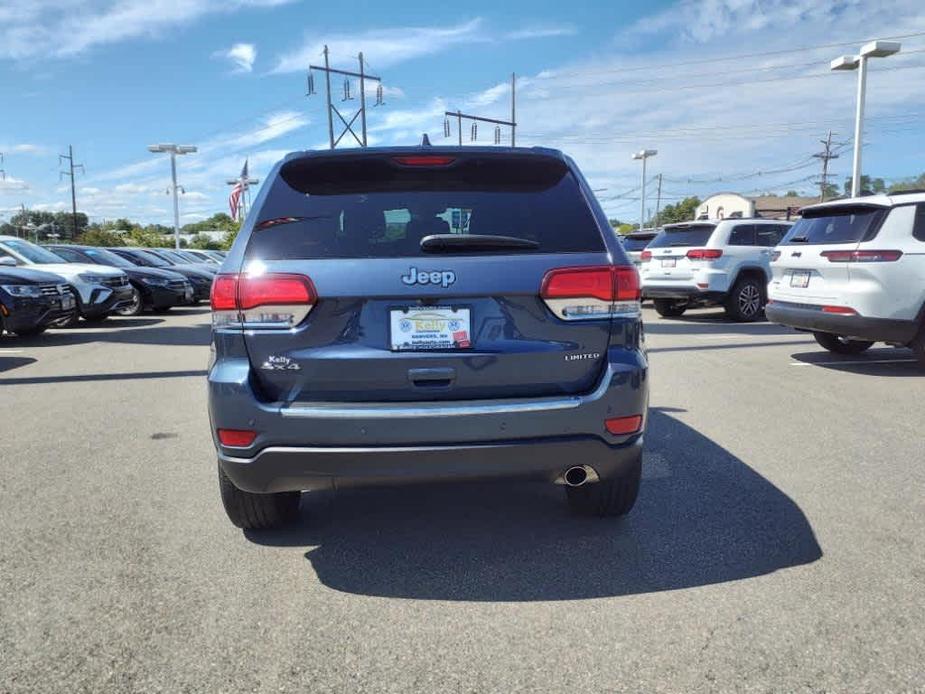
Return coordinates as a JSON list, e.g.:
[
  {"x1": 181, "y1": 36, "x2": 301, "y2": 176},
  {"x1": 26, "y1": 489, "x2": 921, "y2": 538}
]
[
  {"x1": 0, "y1": 235, "x2": 225, "y2": 337},
  {"x1": 626, "y1": 190, "x2": 925, "y2": 365}
]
